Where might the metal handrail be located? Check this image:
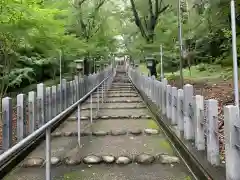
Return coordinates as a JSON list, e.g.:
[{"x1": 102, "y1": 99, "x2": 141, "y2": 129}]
[{"x1": 0, "y1": 68, "x2": 113, "y2": 179}]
